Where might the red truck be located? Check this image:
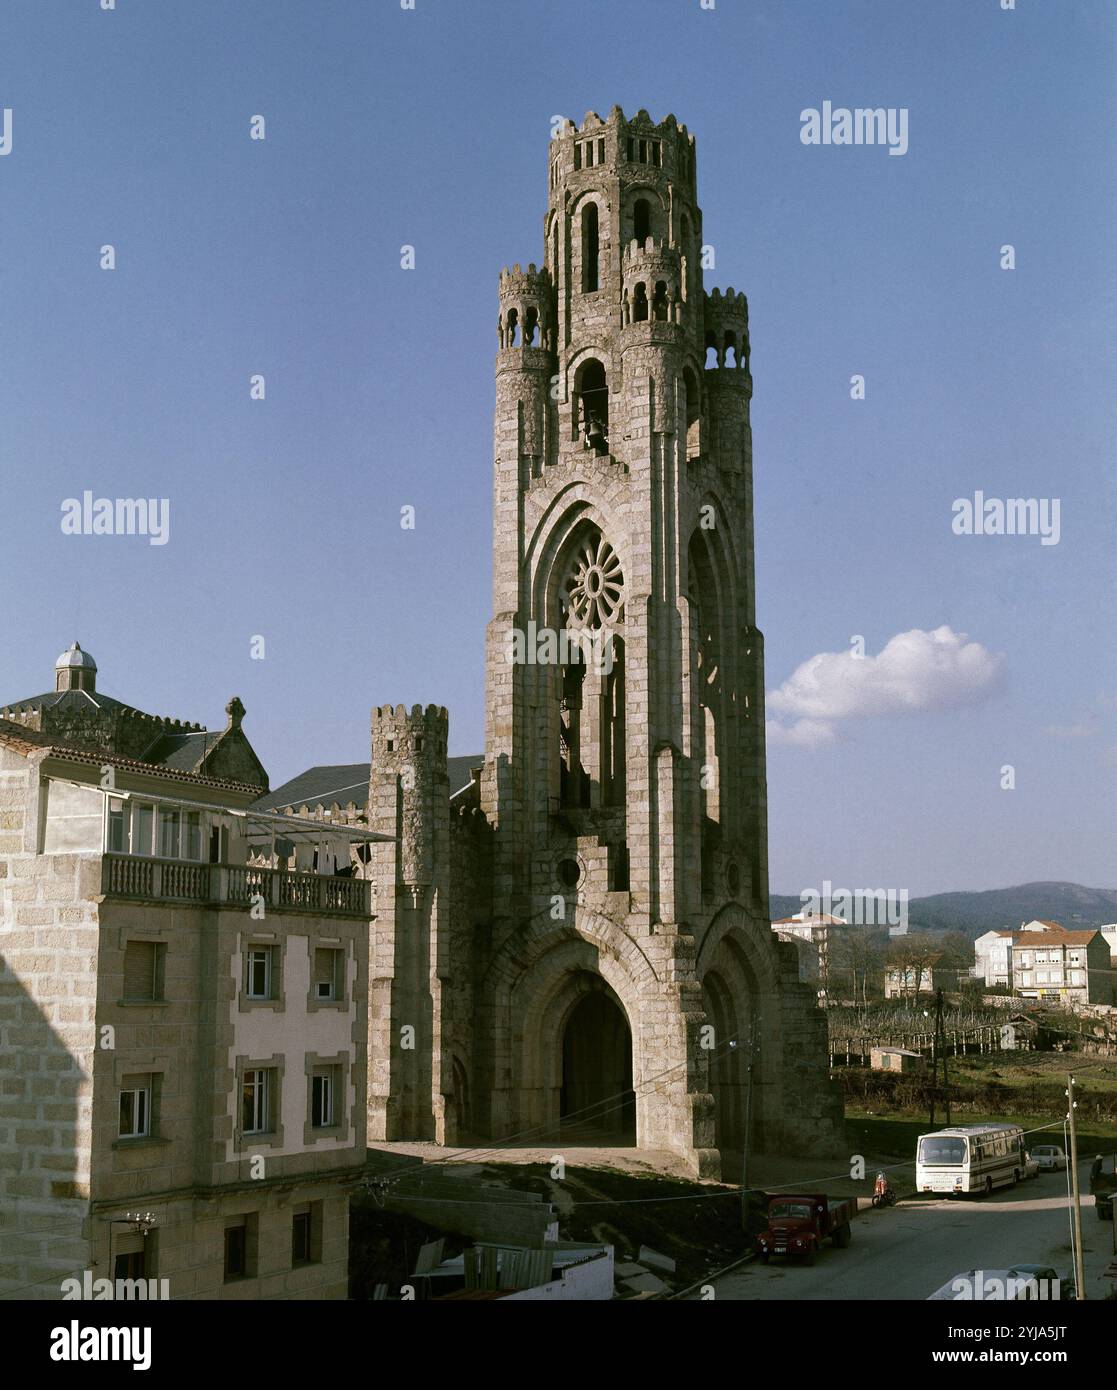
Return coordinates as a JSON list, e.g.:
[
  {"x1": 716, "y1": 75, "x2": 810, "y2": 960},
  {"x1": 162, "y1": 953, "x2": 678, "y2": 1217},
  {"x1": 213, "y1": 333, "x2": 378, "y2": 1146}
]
[{"x1": 754, "y1": 1192, "x2": 855, "y2": 1265}]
